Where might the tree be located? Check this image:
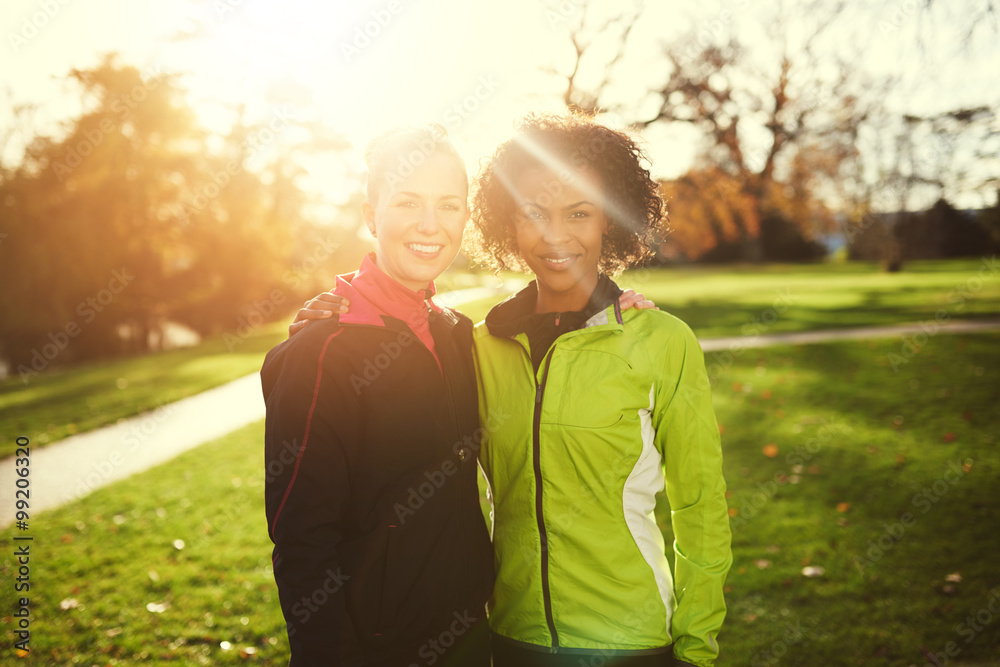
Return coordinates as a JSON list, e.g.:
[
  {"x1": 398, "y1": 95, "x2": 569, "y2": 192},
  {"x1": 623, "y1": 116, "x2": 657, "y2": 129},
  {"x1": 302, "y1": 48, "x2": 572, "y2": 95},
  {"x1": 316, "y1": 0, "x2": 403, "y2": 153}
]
[
  {"x1": 0, "y1": 54, "x2": 355, "y2": 374},
  {"x1": 545, "y1": 0, "x2": 879, "y2": 261}
]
